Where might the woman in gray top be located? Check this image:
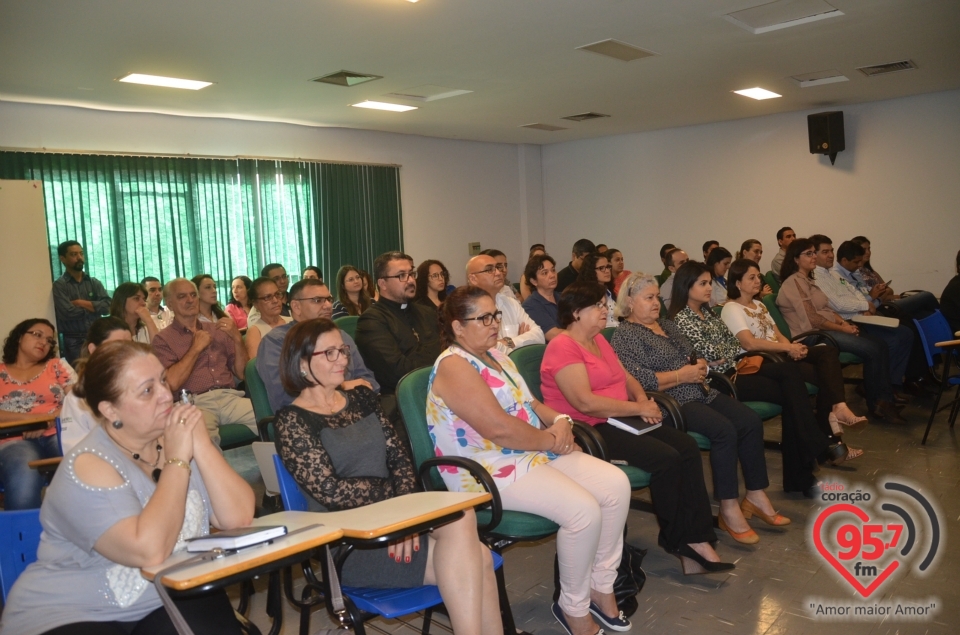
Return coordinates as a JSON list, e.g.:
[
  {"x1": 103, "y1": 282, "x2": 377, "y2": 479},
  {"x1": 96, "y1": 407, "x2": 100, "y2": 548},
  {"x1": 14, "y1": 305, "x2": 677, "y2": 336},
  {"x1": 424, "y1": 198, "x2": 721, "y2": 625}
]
[{"x1": 1, "y1": 341, "x2": 255, "y2": 635}]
